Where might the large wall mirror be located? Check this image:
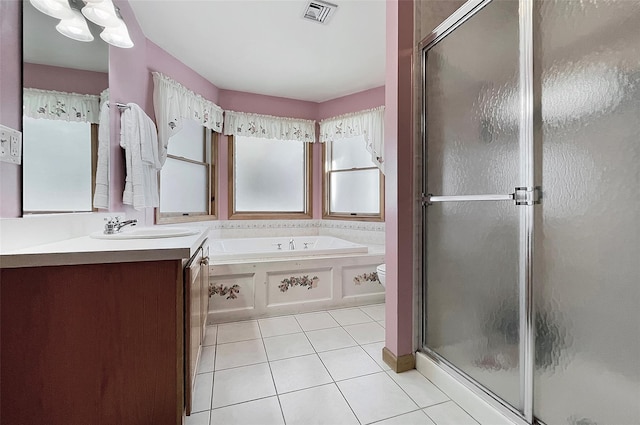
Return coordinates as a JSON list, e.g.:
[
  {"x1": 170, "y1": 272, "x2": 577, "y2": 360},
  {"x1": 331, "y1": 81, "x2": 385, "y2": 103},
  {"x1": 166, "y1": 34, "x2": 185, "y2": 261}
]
[{"x1": 22, "y1": 0, "x2": 109, "y2": 214}]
